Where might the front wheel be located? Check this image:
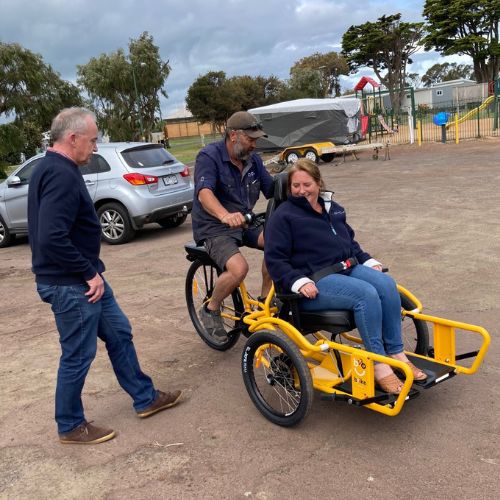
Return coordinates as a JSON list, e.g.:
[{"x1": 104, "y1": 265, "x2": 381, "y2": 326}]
[
  {"x1": 242, "y1": 329, "x2": 313, "y2": 426},
  {"x1": 97, "y1": 202, "x2": 136, "y2": 245},
  {"x1": 185, "y1": 259, "x2": 243, "y2": 351},
  {"x1": 285, "y1": 151, "x2": 300, "y2": 164}
]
